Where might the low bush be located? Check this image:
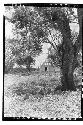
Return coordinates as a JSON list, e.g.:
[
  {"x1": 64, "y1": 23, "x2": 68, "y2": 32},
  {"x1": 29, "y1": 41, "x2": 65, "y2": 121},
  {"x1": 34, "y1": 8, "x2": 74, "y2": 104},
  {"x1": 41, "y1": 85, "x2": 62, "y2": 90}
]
[
  {"x1": 45, "y1": 87, "x2": 52, "y2": 95},
  {"x1": 38, "y1": 88, "x2": 45, "y2": 96},
  {"x1": 11, "y1": 81, "x2": 40, "y2": 96},
  {"x1": 8, "y1": 78, "x2": 63, "y2": 99}
]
